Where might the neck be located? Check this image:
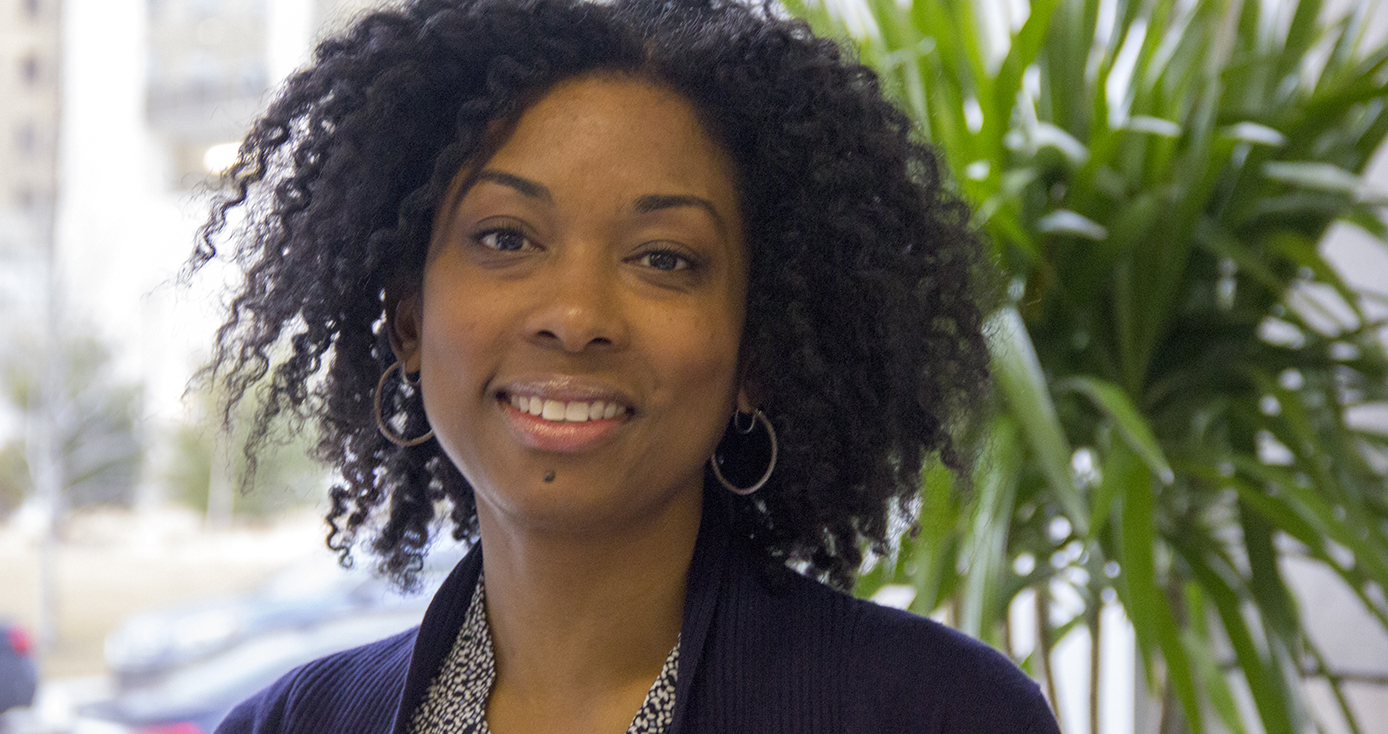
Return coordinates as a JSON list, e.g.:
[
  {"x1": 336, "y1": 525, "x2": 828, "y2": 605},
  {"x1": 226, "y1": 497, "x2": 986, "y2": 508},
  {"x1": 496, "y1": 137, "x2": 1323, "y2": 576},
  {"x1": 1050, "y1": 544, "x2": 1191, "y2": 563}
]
[{"x1": 475, "y1": 487, "x2": 702, "y2": 700}]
